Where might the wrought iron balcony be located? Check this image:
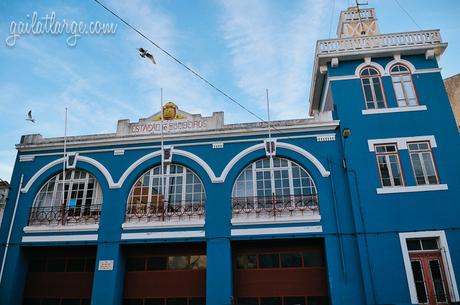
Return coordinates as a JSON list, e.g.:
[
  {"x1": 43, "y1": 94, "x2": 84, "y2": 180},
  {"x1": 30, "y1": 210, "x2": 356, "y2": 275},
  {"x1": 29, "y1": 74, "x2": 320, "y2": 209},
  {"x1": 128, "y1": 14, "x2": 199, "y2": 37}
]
[
  {"x1": 317, "y1": 30, "x2": 444, "y2": 56},
  {"x1": 125, "y1": 201, "x2": 205, "y2": 223},
  {"x1": 232, "y1": 195, "x2": 319, "y2": 220},
  {"x1": 28, "y1": 204, "x2": 101, "y2": 226}
]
